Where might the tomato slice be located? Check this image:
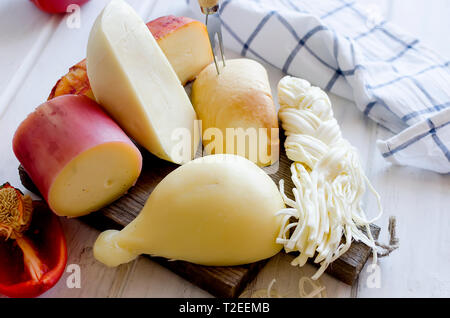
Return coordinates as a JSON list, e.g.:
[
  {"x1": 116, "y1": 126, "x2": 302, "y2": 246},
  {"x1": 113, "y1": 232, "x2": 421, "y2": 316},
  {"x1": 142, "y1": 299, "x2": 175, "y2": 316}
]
[
  {"x1": 30, "y1": 0, "x2": 90, "y2": 14},
  {"x1": 0, "y1": 201, "x2": 67, "y2": 298}
]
